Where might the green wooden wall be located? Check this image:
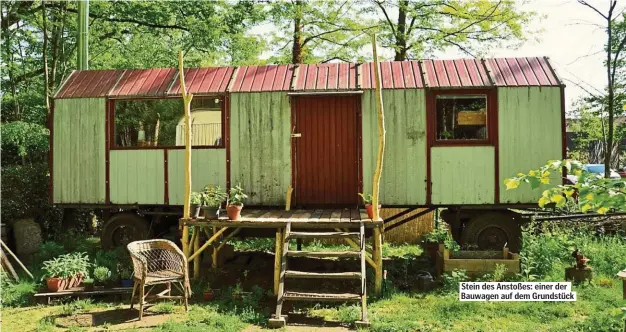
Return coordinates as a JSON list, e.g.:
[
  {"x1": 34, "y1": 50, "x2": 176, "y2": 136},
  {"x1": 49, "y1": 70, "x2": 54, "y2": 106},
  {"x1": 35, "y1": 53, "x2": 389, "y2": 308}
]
[
  {"x1": 431, "y1": 146, "x2": 495, "y2": 204},
  {"x1": 110, "y1": 150, "x2": 164, "y2": 204},
  {"x1": 498, "y1": 87, "x2": 562, "y2": 203},
  {"x1": 53, "y1": 98, "x2": 106, "y2": 203},
  {"x1": 230, "y1": 92, "x2": 291, "y2": 205},
  {"x1": 168, "y1": 149, "x2": 227, "y2": 205},
  {"x1": 362, "y1": 90, "x2": 427, "y2": 205}
]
